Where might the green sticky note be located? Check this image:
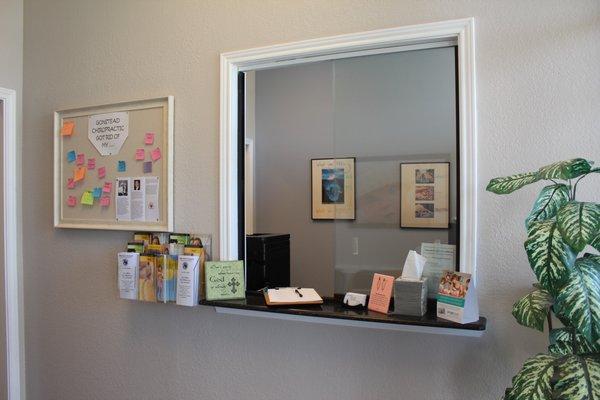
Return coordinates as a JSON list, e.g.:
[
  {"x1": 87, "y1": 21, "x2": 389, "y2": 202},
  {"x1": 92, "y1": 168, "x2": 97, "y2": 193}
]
[
  {"x1": 81, "y1": 191, "x2": 94, "y2": 206},
  {"x1": 205, "y1": 261, "x2": 245, "y2": 300}
]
